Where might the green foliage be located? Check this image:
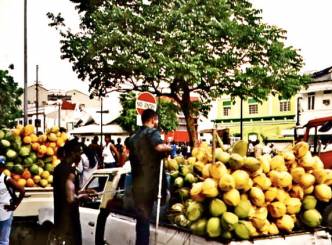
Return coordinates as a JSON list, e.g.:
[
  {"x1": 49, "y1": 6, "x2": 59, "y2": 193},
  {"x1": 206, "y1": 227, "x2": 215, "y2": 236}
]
[
  {"x1": 116, "y1": 92, "x2": 139, "y2": 134},
  {"x1": 117, "y1": 92, "x2": 179, "y2": 134},
  {"x1": 48, "y1": 0, "x2": 310, "y2": 145},
  {"x1": 157, "y1": 99, "x2": 179, "y2": 134},
  {"x1": 0, "y1": 68, "x2": 23, "y2": 128}
]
